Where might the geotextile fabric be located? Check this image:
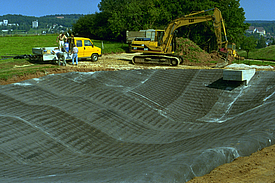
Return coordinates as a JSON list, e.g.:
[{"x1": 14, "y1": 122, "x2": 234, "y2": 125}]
[{"x1": 0, "y1": 69, "x2": 274, "y2": 182}]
